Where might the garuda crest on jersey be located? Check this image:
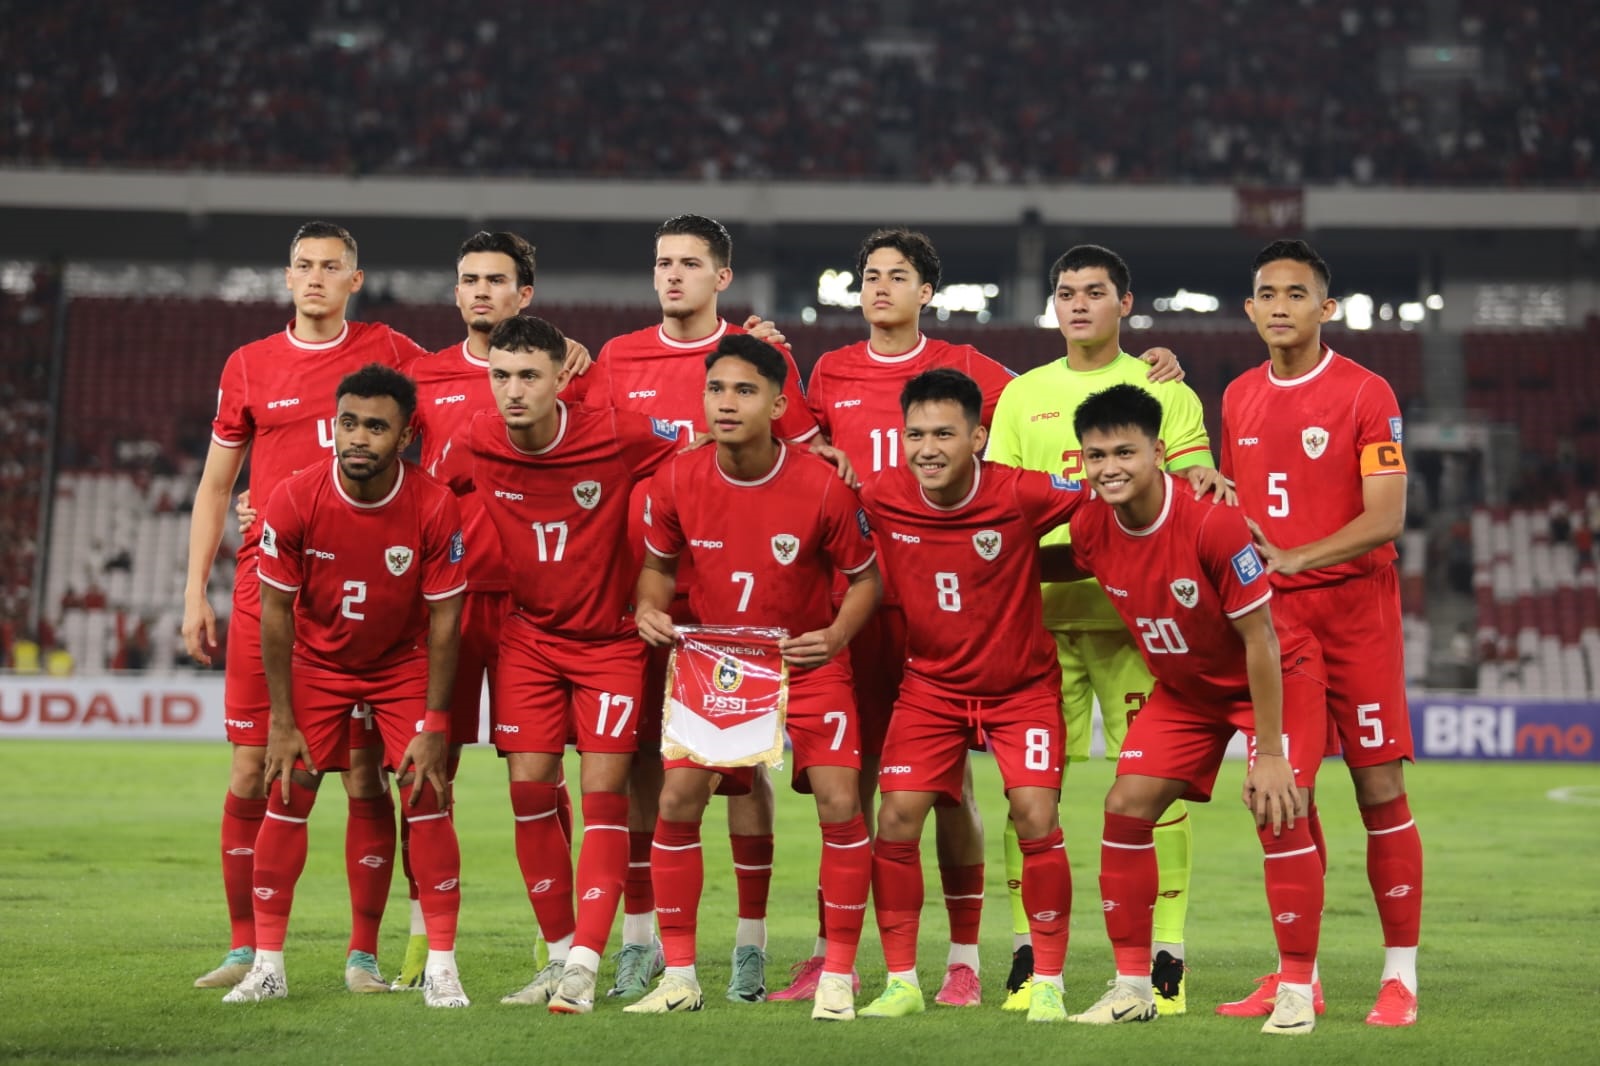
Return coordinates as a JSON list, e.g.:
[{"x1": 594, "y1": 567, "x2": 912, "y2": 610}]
[
  {"x1": 771, "y1": 534, "x2": 799, "y2": 565},
  {"x1": 573, "y1": 480, "x2": 602, "y2": 510},
  {"x1": 385, "y1": 545, "x2": 414, "y2": 576},
  {"x1": 973, "y1": 529, "x2": 1002, "y2": 561},
  {"x1": 1301, "y1": 426, "x2": 1329, "y2": 460},
  {"x1": 1170, "y1": 579, "x2": 1199, "y2": 609}
]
